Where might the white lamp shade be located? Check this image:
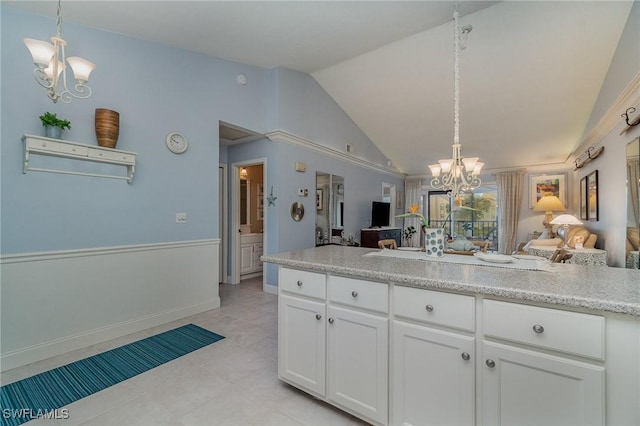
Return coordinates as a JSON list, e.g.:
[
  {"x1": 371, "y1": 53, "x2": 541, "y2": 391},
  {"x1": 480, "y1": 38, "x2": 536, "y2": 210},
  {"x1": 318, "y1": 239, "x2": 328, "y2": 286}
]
[
  {"x1": 533, "y1": 195, "x2": 566, "y2": 213},
  {"x1": 428, "y1": 164, "x2": 441, "y2": 177},
  {"x1": 462, "y1": 157, "x2": 478, "y2": 171},
  {"x1": 550, "y1": 214, "x2": 583, "y2": 226},
  {"x1": 439, "y1": 159, "x2": 453, "y2": 173},
  {"x1": 24, "y1": 38, "x2": 55, "y2": 68},
  {"x1": 66, "y1": 57, "x2": 95, "y2": 84},
  {"x1": 44, "y1": 59, "x2": 64, "y2": 82}
]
